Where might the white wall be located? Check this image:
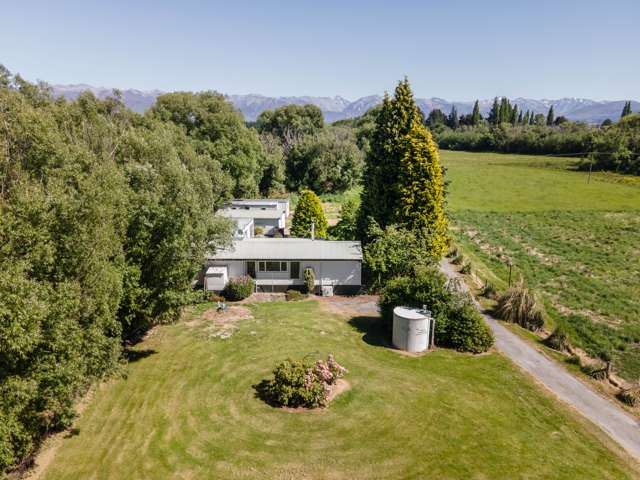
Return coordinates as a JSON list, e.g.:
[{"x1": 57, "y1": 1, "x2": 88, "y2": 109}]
[{"x1": 301, "y1": 260, "x2": 361, "y2": 286}]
